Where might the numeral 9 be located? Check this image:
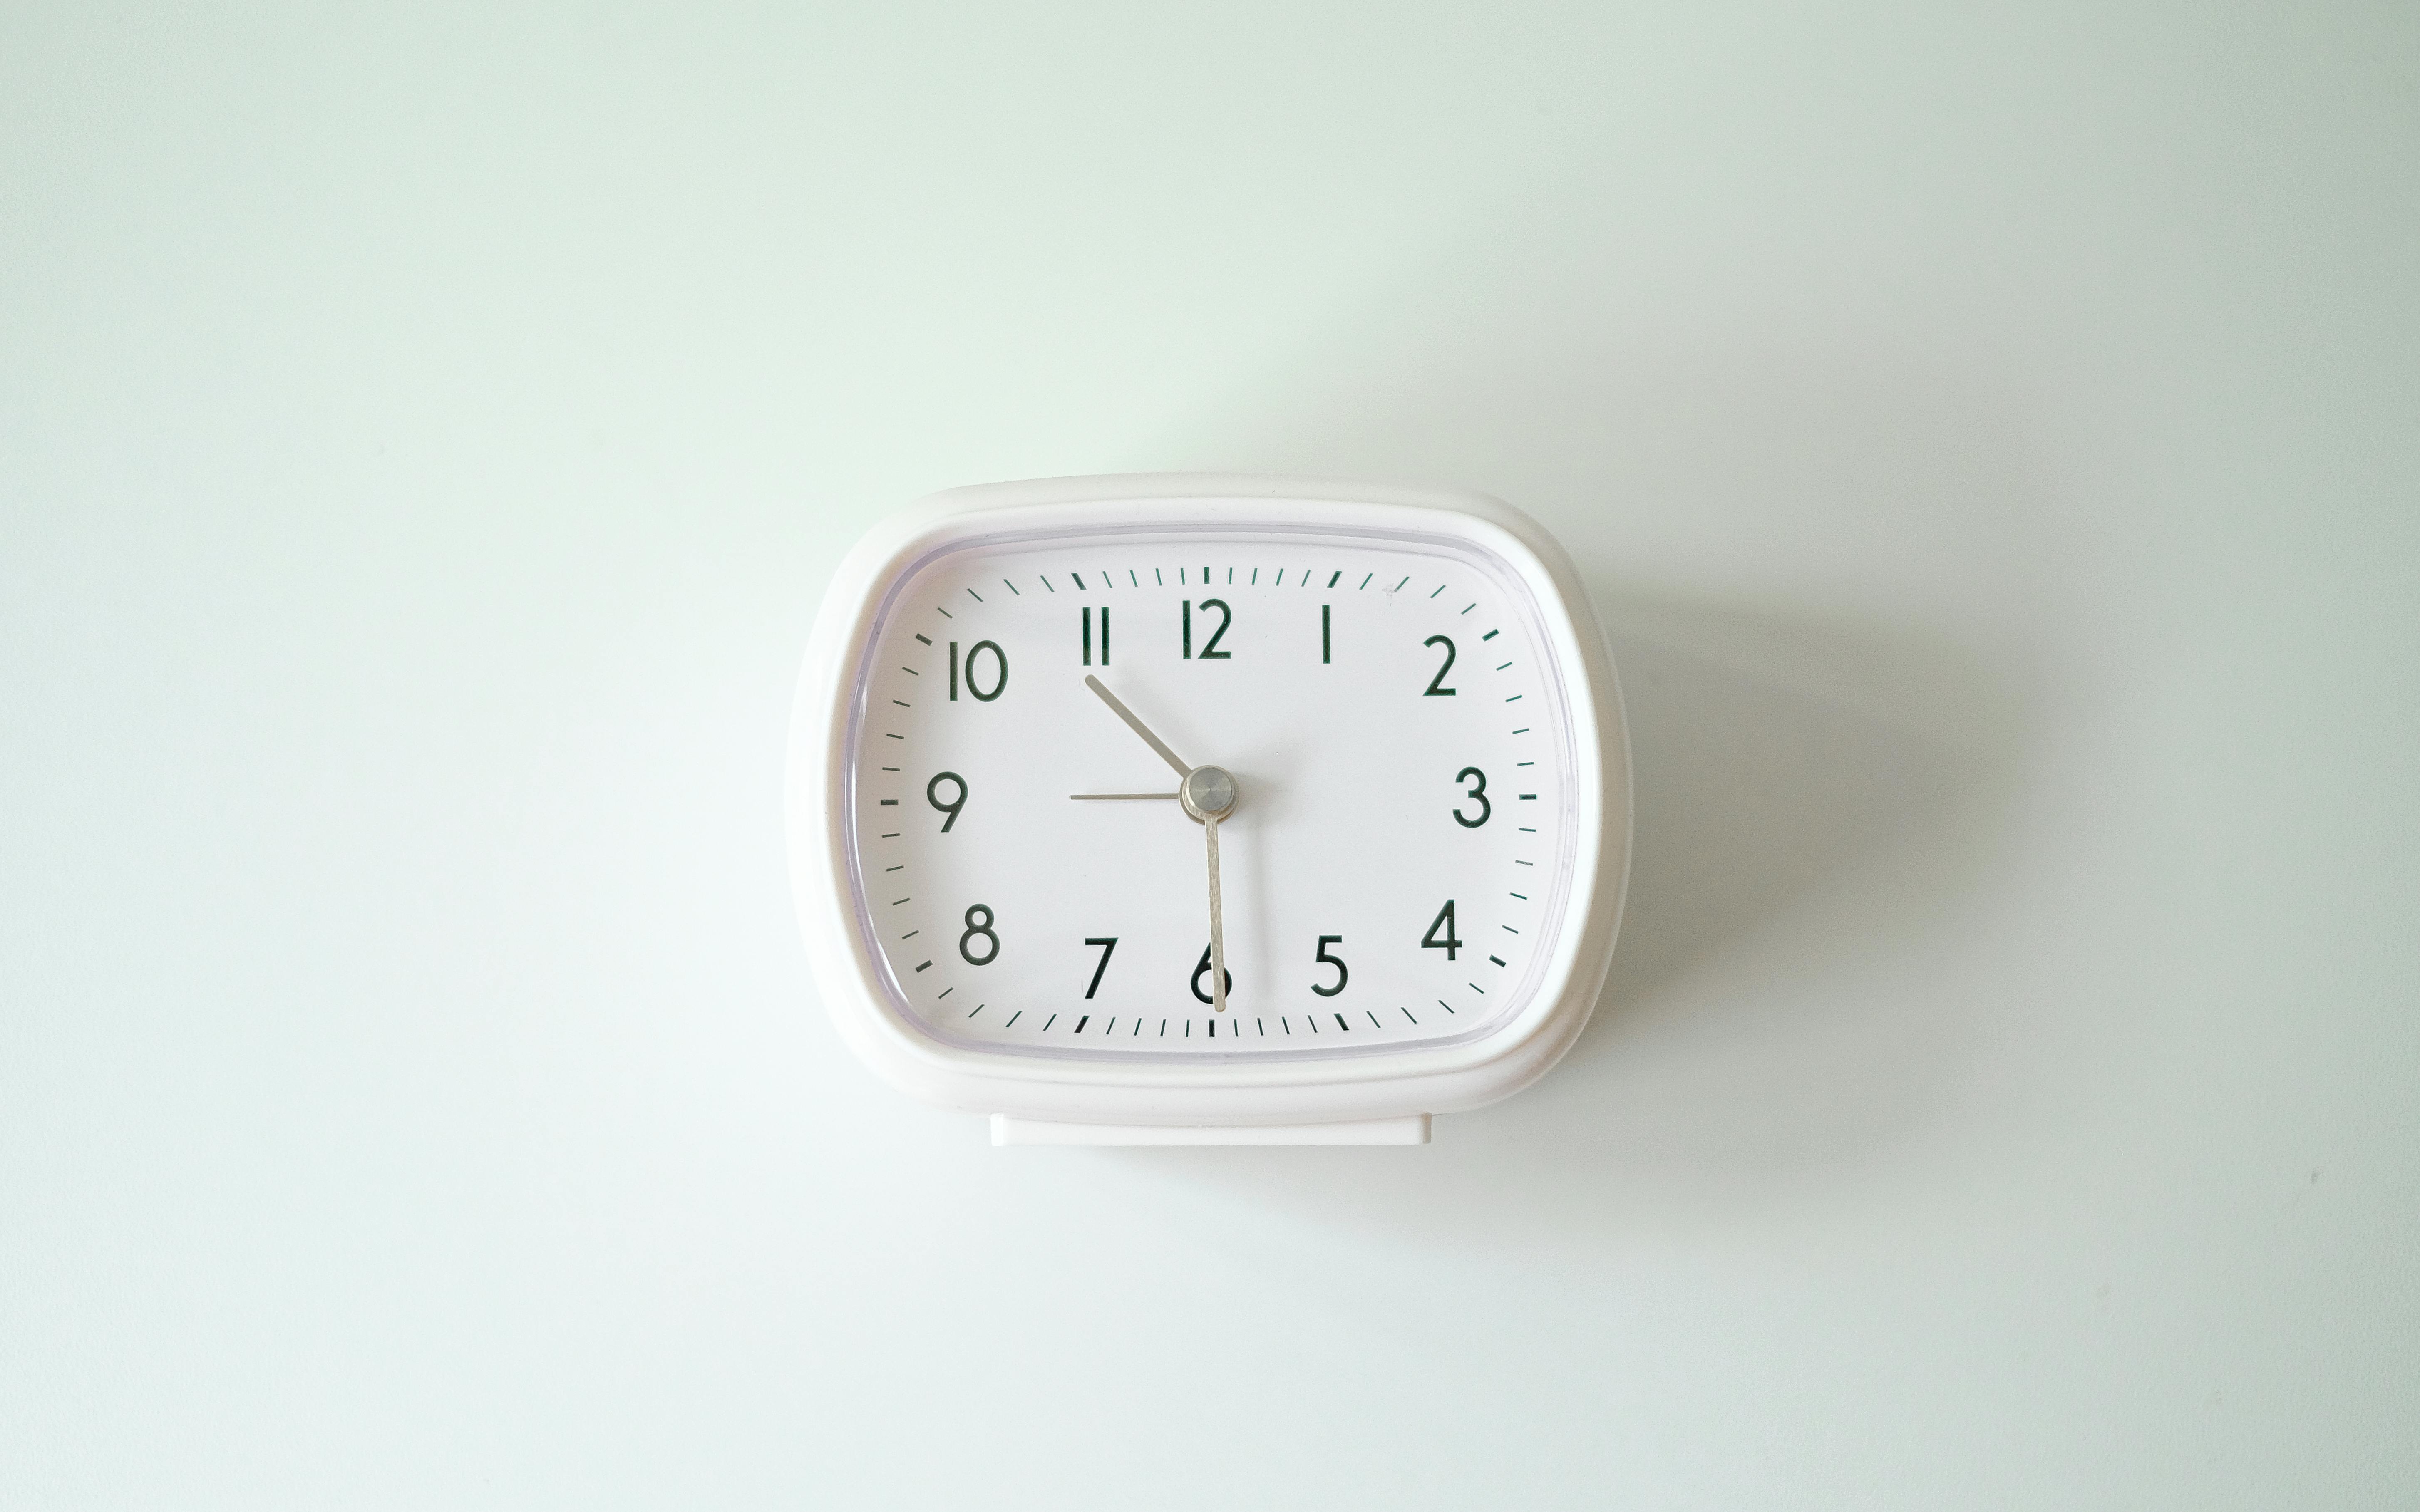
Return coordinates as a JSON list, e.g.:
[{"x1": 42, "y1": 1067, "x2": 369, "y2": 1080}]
[{"x1": 926, "y1": 771, "x2": 967, "y2": 832}]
